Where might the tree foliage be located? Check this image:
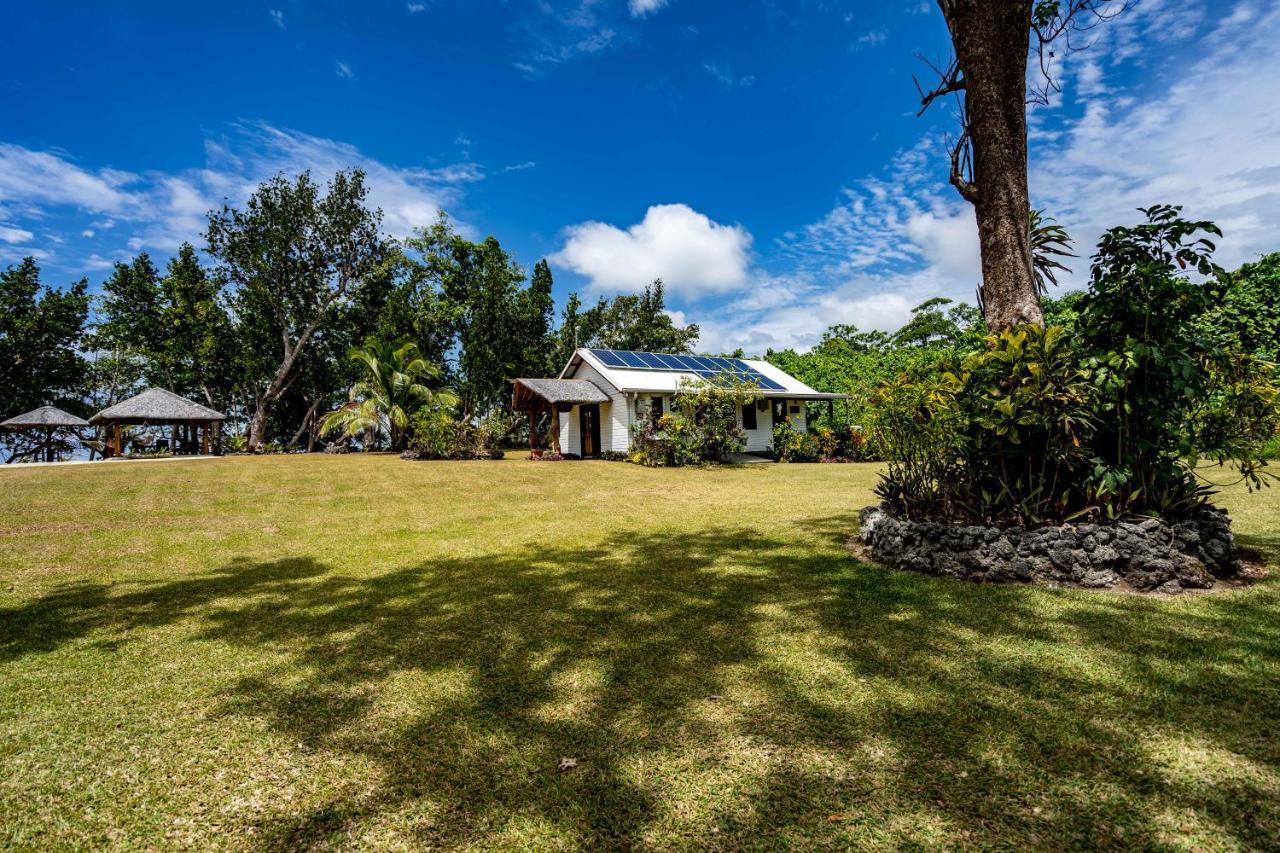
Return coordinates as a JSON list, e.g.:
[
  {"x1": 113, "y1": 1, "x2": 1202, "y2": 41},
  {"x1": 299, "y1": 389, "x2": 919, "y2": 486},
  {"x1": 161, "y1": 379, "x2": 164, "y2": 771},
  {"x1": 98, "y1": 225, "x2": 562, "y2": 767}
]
[
  {"x1": 872, "y1": 207, "x2": 1280, "y2": 525},
  {"x1": 207, "y1": 169, "x2": 387, "y2": 446},
  {"x1": 0, "y1": 258, "x2": 90, "y2": 419},
  {"x1": 571, "y1": 280, "x2": 699, "y2": 354}
]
